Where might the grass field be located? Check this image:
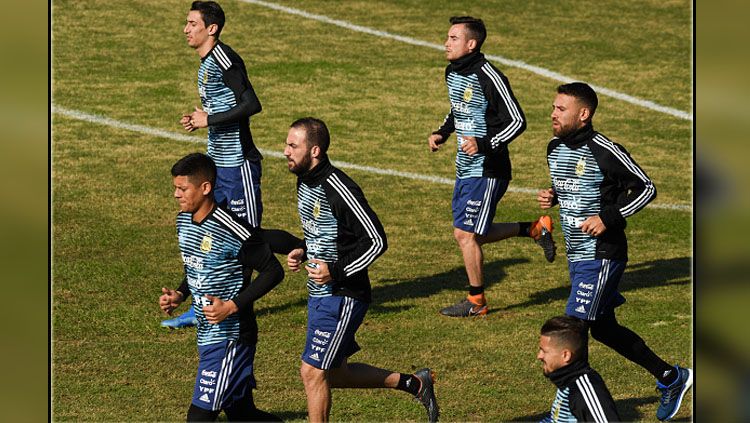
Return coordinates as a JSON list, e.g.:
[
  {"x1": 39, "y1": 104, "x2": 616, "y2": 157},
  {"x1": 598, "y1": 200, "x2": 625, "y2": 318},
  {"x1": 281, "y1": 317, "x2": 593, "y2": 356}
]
[{"x1": 52, "y1": 0, "x2": 692, "y2": 421}]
